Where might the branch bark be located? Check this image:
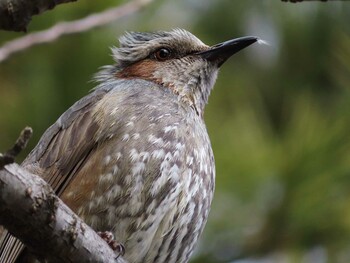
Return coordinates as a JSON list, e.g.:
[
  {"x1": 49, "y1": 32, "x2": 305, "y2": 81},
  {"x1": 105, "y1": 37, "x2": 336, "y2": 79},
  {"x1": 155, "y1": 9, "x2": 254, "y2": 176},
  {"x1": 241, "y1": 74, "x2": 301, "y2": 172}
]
[
  {"x1": 0, "y1": 0, "x2": 77, "y2": 32},
  {"x1": 0, "y1": 163, "x2": 127, "y2": 262}
]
